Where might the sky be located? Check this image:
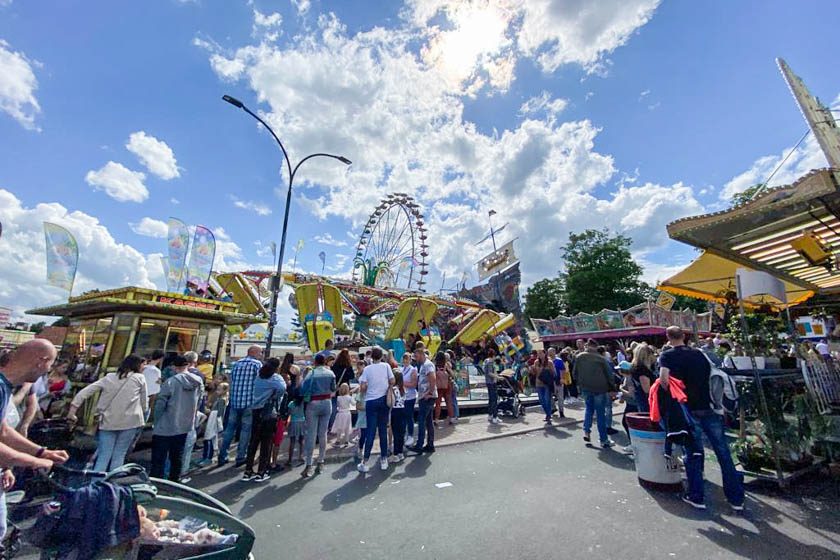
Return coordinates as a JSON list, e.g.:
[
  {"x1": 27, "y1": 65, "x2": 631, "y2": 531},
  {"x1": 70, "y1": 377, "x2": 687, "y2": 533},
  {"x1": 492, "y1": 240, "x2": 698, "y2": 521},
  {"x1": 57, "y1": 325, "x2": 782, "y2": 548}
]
[{"x1": 1, "y1": 0, "x2": 839, "y2": 327}]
